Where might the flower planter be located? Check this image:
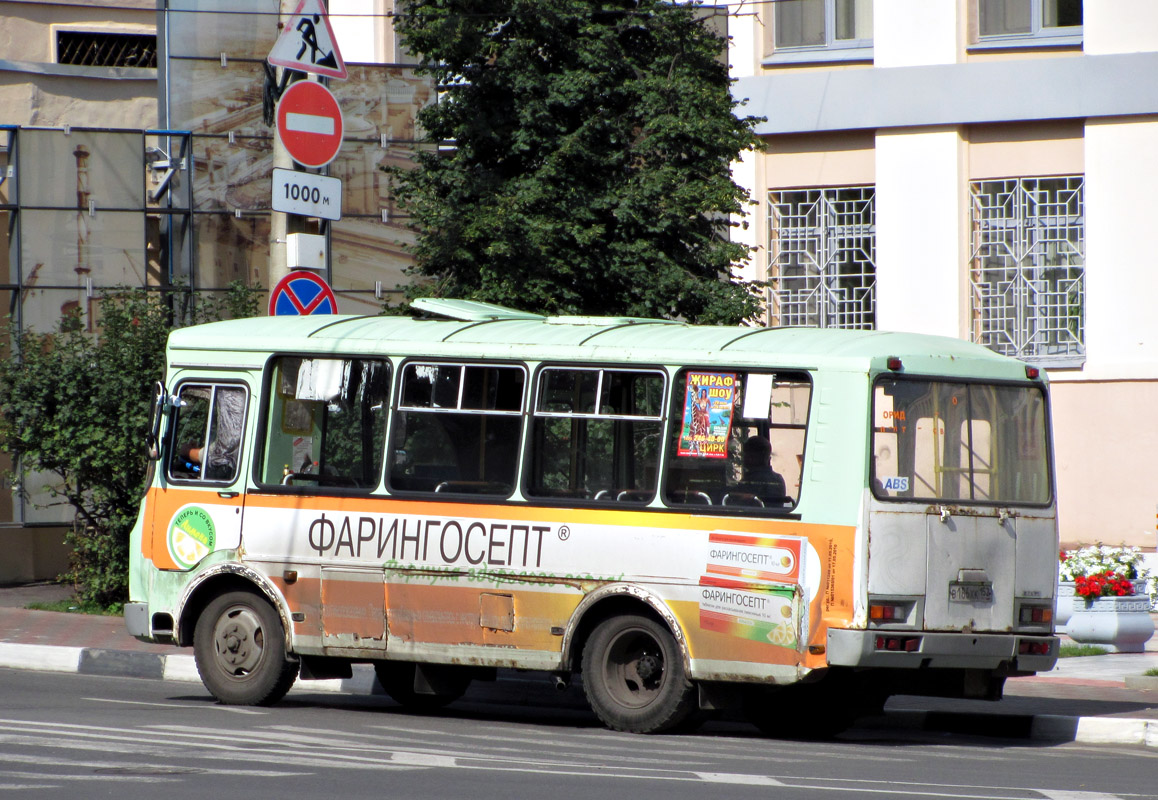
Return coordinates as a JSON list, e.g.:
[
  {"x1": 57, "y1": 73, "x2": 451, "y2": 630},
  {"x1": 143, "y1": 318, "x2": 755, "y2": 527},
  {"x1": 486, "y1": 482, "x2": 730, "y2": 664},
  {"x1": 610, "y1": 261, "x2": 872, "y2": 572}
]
[
  {"x1": 1066, "y1": 594, "x2": 1156, "y2": 653},
  {"x1": 1055, "y1": 580, "x2": 1076, "y2": 632}
]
